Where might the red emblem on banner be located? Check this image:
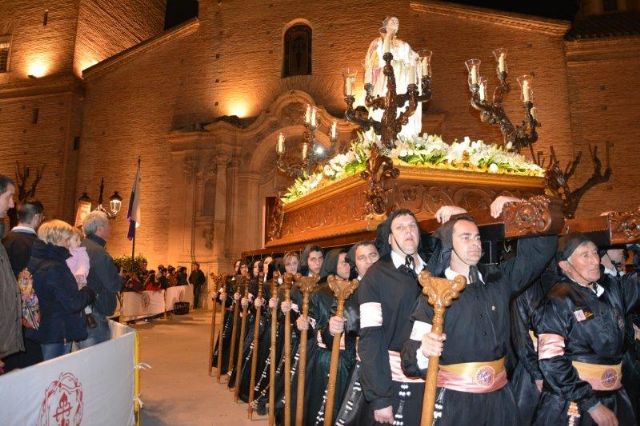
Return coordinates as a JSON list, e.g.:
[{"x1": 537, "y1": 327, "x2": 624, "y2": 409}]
[{"x1": 38, "y1": 372, "x2": 84, "y2": 426}]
